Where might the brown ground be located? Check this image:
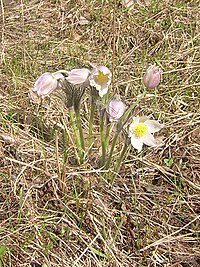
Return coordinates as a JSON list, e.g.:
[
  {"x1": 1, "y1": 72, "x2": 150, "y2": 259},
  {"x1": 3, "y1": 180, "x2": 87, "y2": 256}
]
[{"x1": 0, "y1": 0, "x2": 200, "y2": 266}]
